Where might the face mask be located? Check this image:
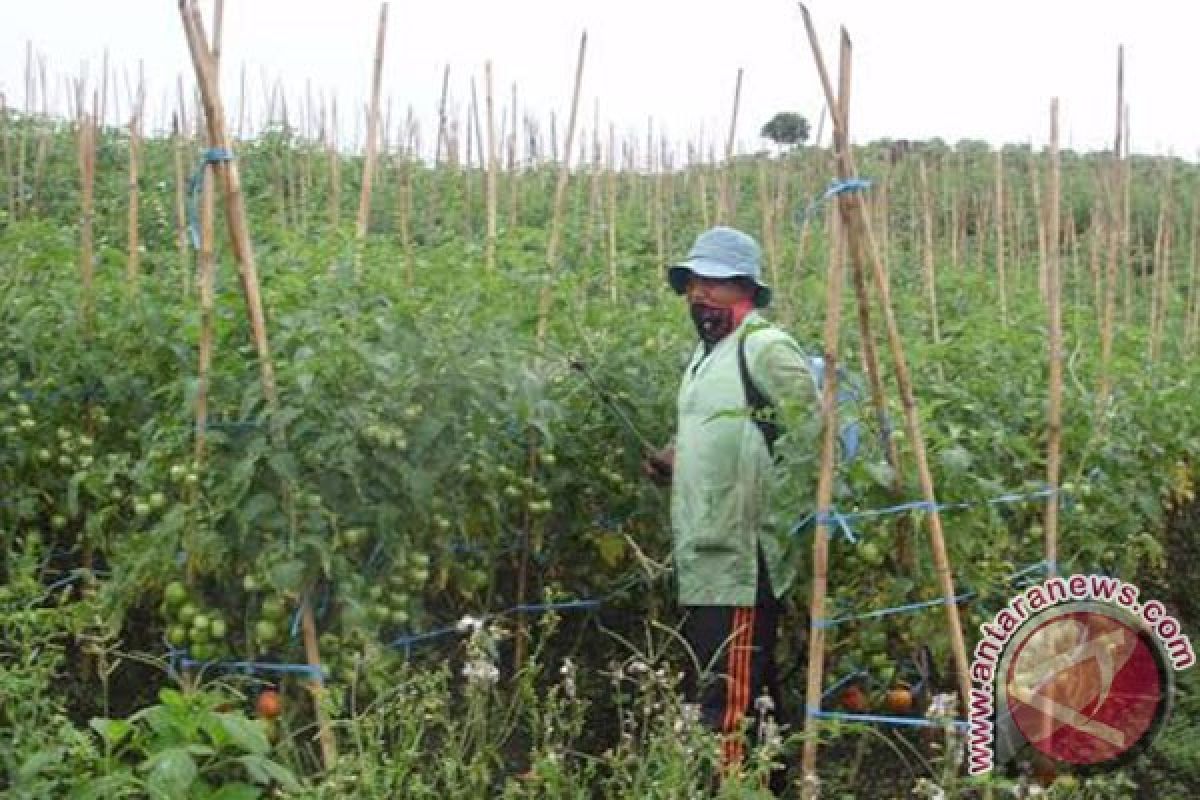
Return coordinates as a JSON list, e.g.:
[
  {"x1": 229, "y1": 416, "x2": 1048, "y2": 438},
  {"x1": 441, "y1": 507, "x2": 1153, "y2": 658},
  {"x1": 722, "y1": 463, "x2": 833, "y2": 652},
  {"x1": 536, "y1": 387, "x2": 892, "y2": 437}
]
[{"x1": 690, "y1": 302, "x2": 734, "y2": 346}]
